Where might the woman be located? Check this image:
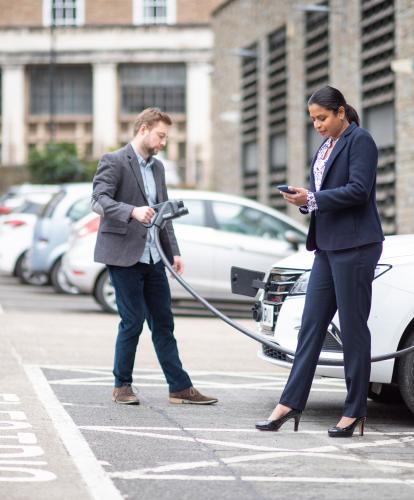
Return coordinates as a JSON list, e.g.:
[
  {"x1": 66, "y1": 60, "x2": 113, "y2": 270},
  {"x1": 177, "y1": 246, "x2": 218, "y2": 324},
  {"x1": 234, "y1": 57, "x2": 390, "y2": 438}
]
[{"x1": 256, "y1": 86, "x2": 384, "y2": 437}]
